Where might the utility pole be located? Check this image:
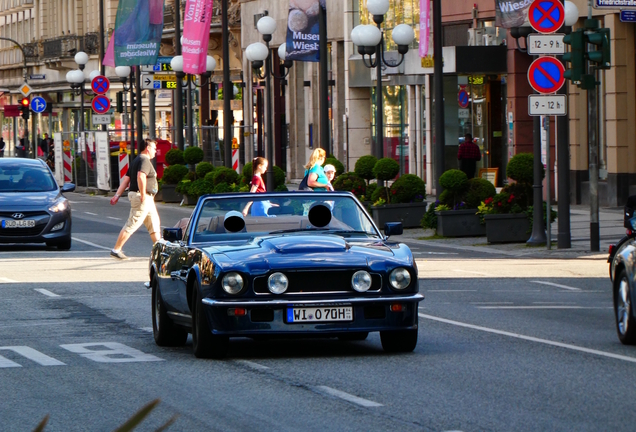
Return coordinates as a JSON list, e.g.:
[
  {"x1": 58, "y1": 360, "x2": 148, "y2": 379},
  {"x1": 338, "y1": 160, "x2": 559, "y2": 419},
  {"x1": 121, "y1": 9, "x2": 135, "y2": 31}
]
[{"x1": 433, "y1": 0, "x2": 445, "y2": 199}]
